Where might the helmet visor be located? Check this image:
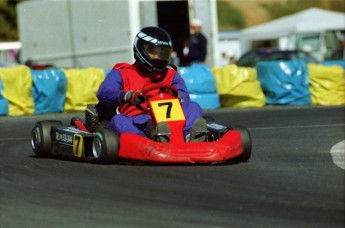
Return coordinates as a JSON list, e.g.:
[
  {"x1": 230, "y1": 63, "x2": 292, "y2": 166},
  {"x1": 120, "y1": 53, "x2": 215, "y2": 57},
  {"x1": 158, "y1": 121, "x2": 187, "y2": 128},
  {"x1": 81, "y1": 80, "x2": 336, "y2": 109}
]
[{"x1": 143, "y1": 44, "x2": 172, "y2": 62}]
